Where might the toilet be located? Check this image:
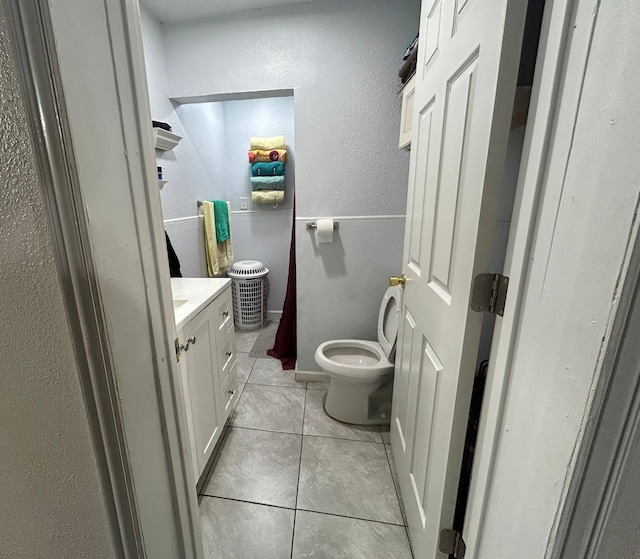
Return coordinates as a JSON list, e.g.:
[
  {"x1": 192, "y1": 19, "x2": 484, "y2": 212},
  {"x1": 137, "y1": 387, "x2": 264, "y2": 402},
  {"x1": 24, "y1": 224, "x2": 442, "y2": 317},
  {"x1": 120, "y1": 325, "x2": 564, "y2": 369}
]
[{"x1": 314, "y1": 285, "x2": 403, "y2": 425}]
